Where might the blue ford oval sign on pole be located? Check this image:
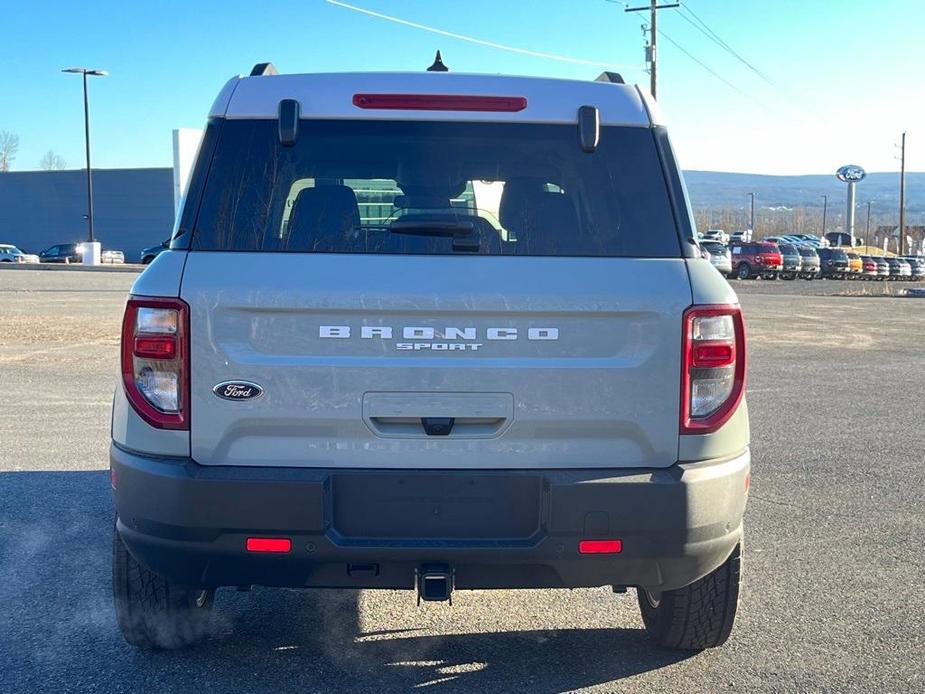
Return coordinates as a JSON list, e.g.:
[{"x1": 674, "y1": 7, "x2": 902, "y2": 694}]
[{"x1": 836, "y1": 165, "x2": 866, "y2": 246}]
